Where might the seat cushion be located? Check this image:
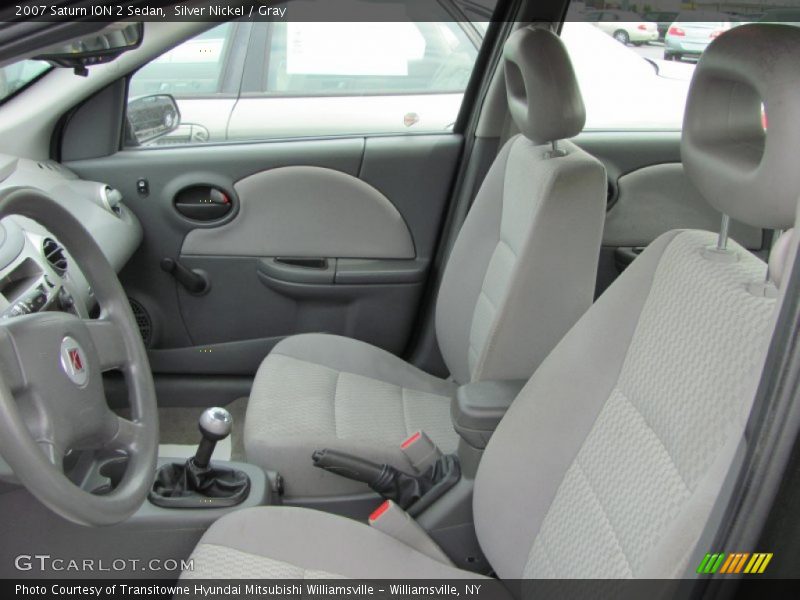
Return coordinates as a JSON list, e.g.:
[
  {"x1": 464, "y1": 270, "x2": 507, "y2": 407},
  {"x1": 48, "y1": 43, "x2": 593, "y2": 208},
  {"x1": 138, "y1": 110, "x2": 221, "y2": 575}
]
[
  {"x1": 245, "y1": 334, "x2": 459, "y2": 497},
  {"x1": 182, "y1": 506, "x2": 481, "y2": 579}
]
